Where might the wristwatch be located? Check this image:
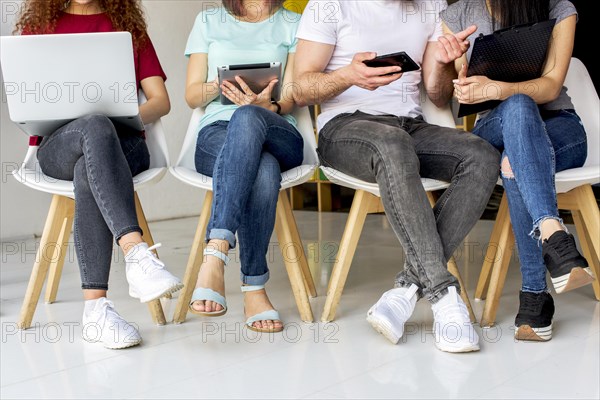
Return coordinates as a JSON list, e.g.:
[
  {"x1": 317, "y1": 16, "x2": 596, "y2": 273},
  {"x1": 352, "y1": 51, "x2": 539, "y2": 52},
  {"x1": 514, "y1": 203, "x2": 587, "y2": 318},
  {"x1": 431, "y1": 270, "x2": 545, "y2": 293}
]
[{"x1": 271, "y1": 99, "x2": 282, "y2": 115}]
